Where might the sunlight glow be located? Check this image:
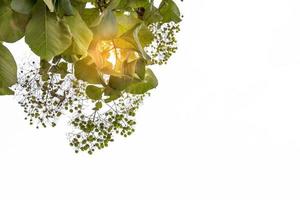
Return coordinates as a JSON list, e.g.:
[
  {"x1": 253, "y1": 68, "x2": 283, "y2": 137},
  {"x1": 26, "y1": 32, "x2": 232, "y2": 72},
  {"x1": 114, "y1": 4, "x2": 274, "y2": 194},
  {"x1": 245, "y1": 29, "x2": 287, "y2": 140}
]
[{"x1": 108, "y1": 50, "x2": 117, "y2": 67}]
